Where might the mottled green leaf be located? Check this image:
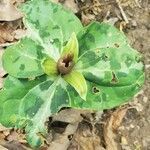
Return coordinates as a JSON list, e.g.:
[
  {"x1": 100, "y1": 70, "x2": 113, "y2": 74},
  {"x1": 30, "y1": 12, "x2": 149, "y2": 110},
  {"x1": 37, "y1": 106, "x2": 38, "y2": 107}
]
[
  {"x1": 21, "y1": 0, "x2": 83, "y2": 60},
  {"x1": 63, "y1": 71, "x2": 87, "y2": 100},
  {"x1": 76, "y1": 46, "x2": 144, "y2": 86},
  {"x1": 77, "y1": 22, "x2": 128, "y2": 56},
  {"x1": 62, "y1": 32, "x2": 79, "y2": 62},
  {"x1": 0, "y1": 76, "x2": 70, "y2": 147},
  {"x1": 2, "y1": 38, "x2": 45, "y2": 78},
  {"x1": 18, "y1": 77, "x2": 70, "y2": 147},
  {"x1": 76, "y1": 22, "x2": 144, "y2": 87},
  {"x1": 0, "y1": 75, "x2": 47, "y2": 127},
  {"x1": 69, "y1": 73, "x2": 145, "y2": 110}
]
